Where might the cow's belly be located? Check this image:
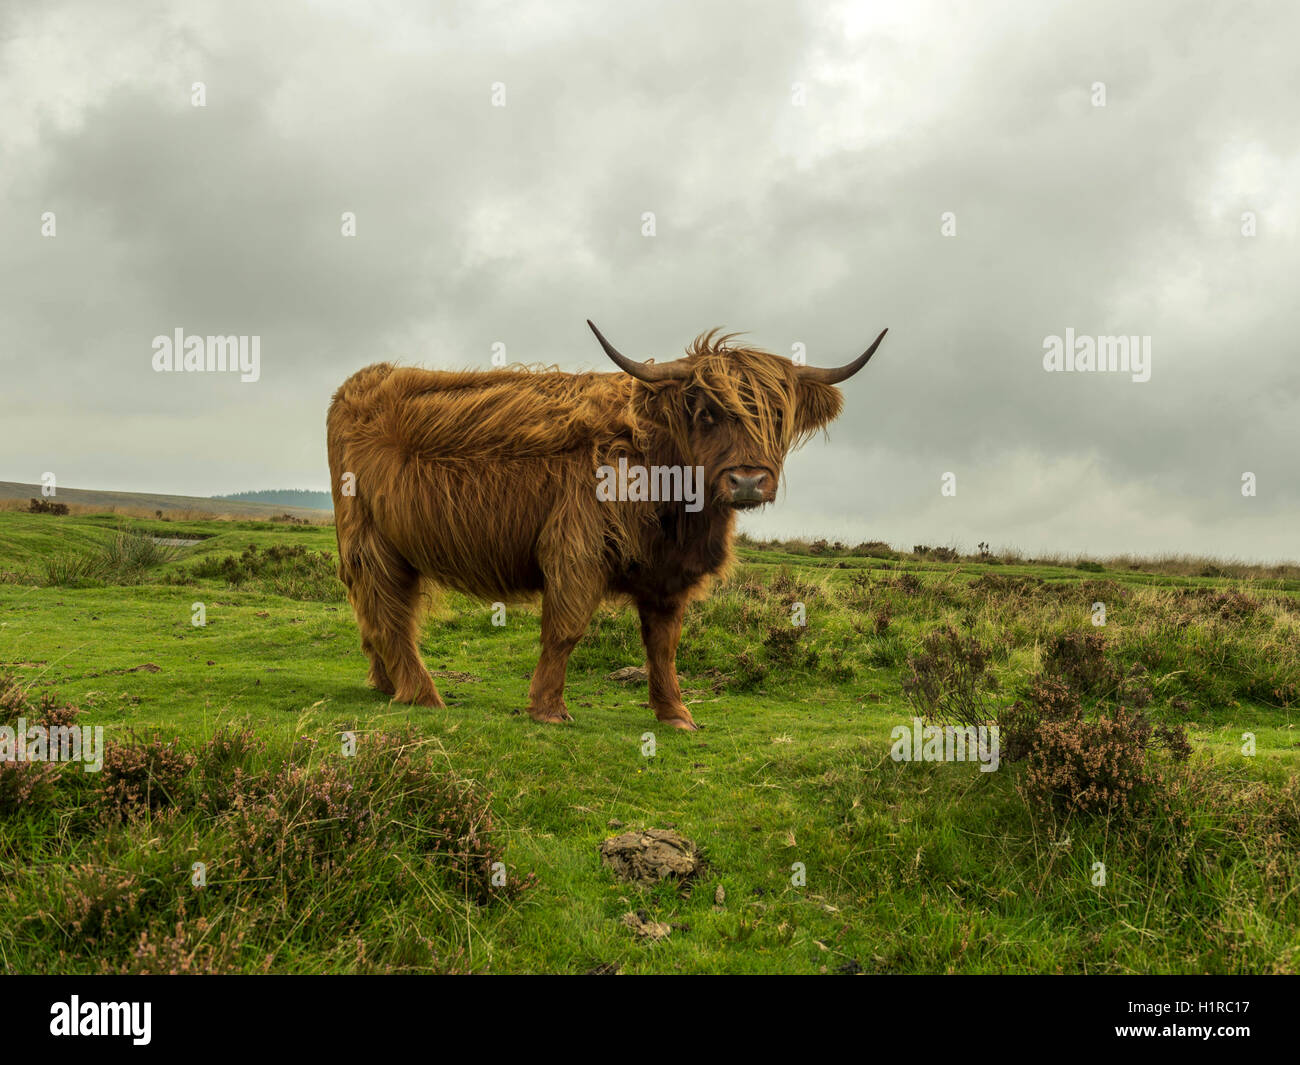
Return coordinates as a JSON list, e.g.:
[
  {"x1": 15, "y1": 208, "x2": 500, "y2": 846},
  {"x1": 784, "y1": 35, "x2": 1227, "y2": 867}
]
[{"x1": 365, "y1": 457, "x2": 551, "y2": 600}]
